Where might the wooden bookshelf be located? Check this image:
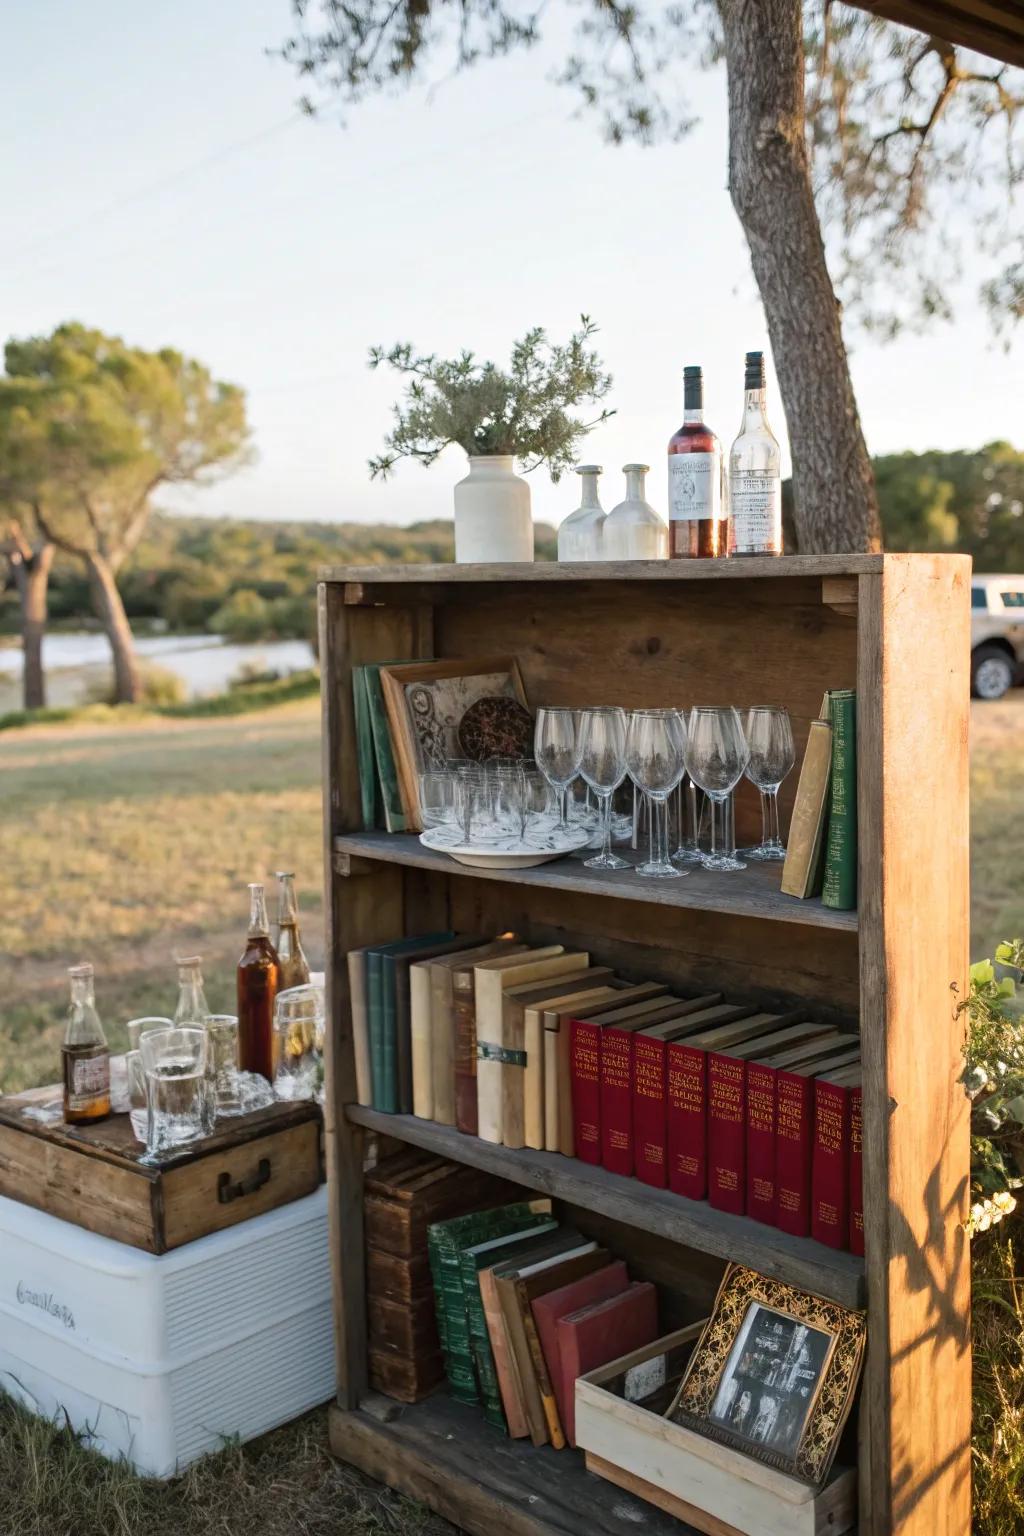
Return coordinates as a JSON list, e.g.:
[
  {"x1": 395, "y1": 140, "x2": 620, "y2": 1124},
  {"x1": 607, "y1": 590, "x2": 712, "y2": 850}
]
[{"x1": 319, "y1": 555, "x2": 972, "y2": 1536}]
